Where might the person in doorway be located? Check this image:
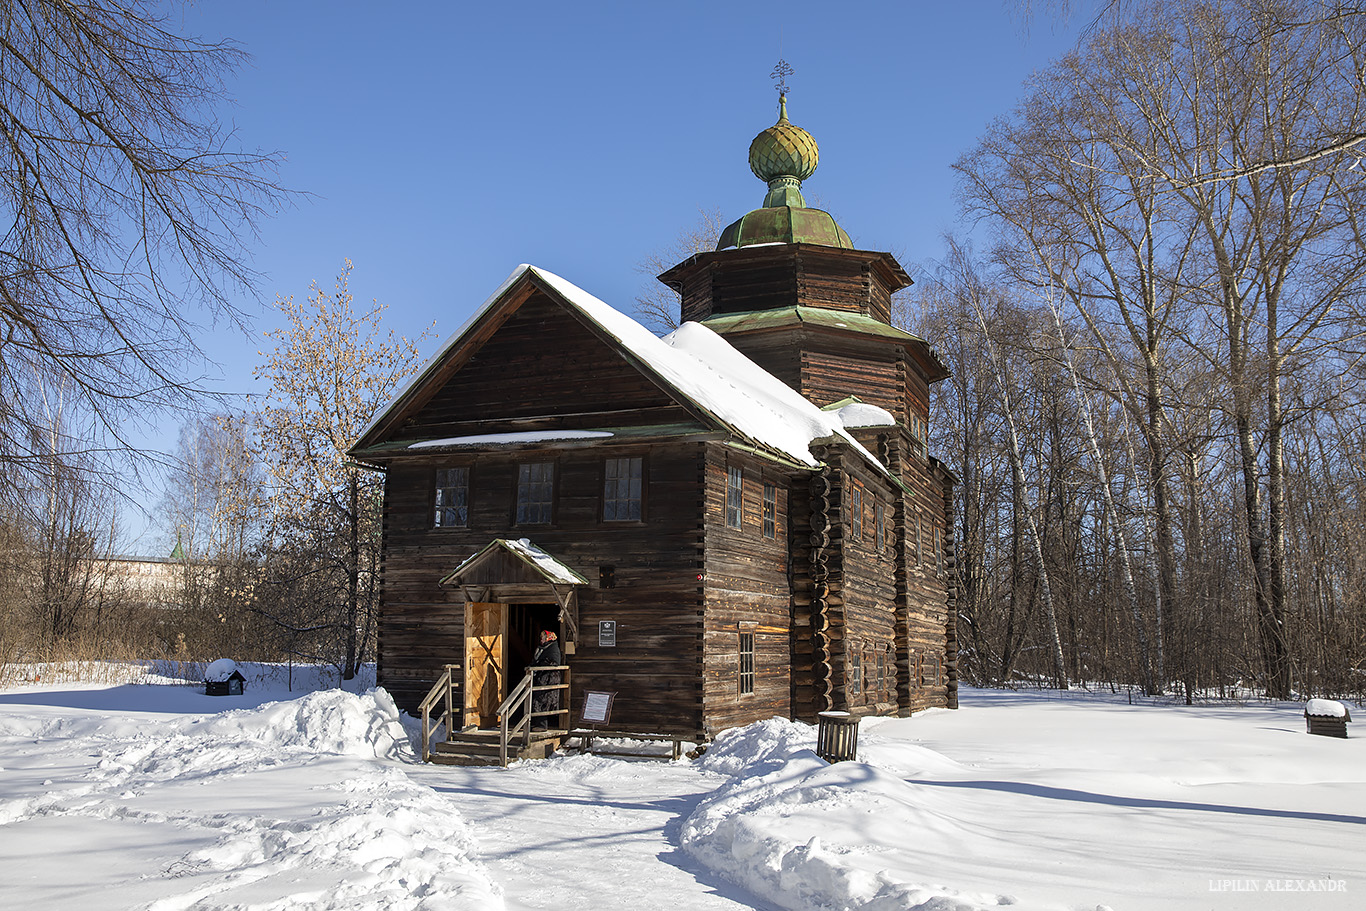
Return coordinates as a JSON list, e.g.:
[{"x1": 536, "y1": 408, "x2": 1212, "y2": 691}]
[{"x1": 531, "y1": 629, "x2": 562, "y2": 730}]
